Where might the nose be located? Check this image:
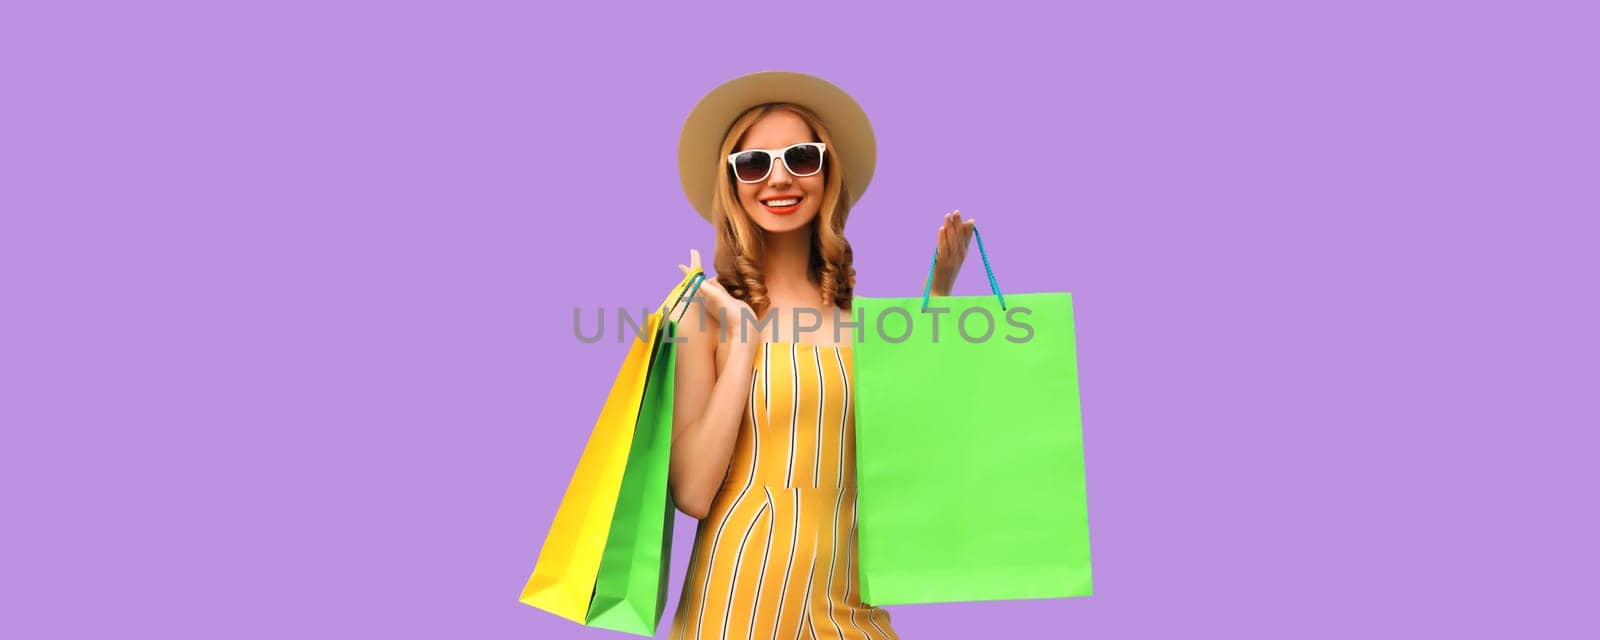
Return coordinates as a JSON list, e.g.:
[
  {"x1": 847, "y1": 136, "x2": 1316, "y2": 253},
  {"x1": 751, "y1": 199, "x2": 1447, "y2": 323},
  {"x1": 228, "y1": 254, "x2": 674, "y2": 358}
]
[{"x1": 765, "y1": 158, "x2": 793, "y2": 187}]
